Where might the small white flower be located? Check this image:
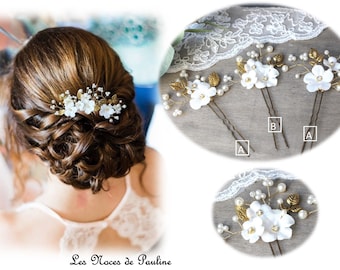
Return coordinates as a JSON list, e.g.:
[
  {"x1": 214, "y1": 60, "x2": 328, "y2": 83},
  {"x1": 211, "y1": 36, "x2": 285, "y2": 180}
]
[
  {"x1": 63, "y1": 95, "x2": 77, "y2": 117},
  {"x1": 261, "y1": 209, "x2": 295, "y2": 242},
  {"x1": 255, "y1": 64, "x2": 279, "y2": 89},
  {"x1": 99, "y1": 104, "x2": 114, "y2": 119},
  {"x1": 189, "y1": 79, "x2": 217, "y2": 110},
  {"x1": 112, "y1": 104, "x2": 123, "y2": 114},
  {"x1": 303, "y1": 65, "x2": 334, "y2": 92},
  {"x1": 246, "y1": 201, "x2": 272, "y2": 220},
  {"x1": 244, "y1": 59, "x2": 262, "y2": 73},
  {"x1": 241, "y1": 217, "x2": 264, "y2": 243},
  {"x1": 241, "y1": 70, "x2": 257, "y2": 89},
  {"x1": 76, "y1": 93, "x2": 96, "y2": 114},
  {"x1": 323, "y1": 56, "x2": 340, "y2": 72}
]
